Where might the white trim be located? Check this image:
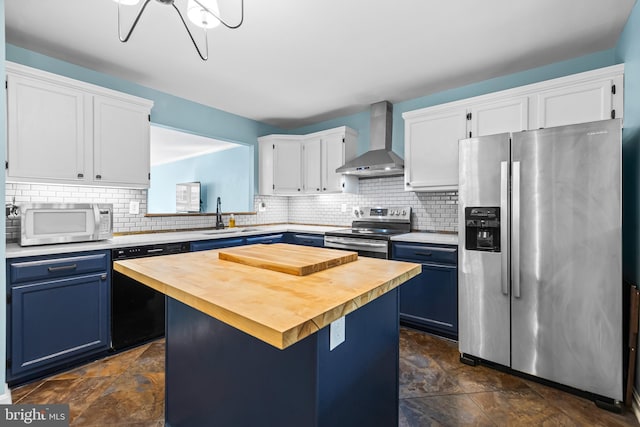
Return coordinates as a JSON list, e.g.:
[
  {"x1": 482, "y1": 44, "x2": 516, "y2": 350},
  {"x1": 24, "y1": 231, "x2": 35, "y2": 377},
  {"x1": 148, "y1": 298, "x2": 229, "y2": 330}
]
[
  {"x1": 6, "y1": 61, "x2": 154, "y2": 109},
  {"x1": 0, "y1": 384, "x2": 12, "y2": 404},
  {"x1": 402, "y1": 64, "x2": 624, "y2": 119}
]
